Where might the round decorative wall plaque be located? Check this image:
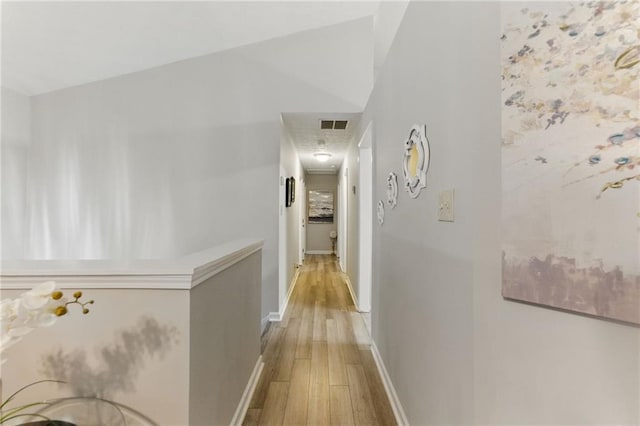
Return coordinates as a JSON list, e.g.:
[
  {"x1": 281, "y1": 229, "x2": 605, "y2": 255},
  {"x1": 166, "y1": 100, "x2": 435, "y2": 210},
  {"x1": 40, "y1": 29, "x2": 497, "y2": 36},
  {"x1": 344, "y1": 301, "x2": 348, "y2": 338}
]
[
  {"x1": 402, "y1": 124, "x2": 431, "y2": 199},
  {"x1": 377, "y1": 200, "x2": 385, "y2": 225},
  {"x1": 386, "y1": 172, "x2": 398, "y2": 208}
]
